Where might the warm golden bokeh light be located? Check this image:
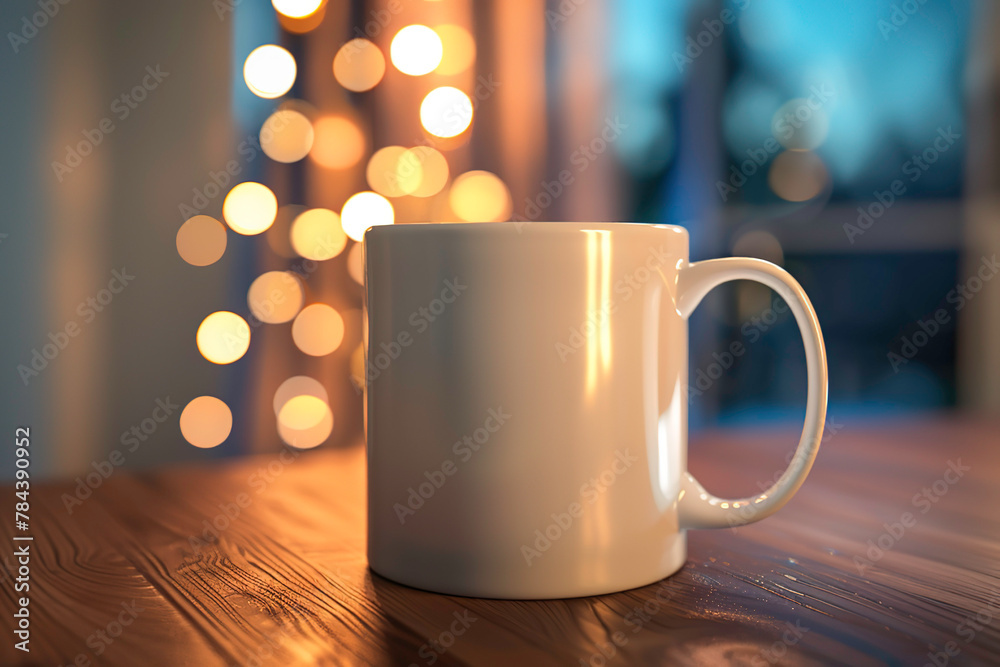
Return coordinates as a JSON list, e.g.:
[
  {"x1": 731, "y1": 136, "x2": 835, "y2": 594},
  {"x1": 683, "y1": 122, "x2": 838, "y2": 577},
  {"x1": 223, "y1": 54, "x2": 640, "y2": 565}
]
[
  {"x1": 401, "y1": 146, "x2": 449, "y2": 197},
  {"x1": 341, "y1": 191, "x2": 394, "y2": 242},
  {"x1": 390, "y1": 25, "x2": 443, "y2": 76},
  {"x1": 347, "y1": 242, "x2": 364, "y2": 285},
  {"x1": 278, "y1": 394, "x2": 328, "y2": 430},
  {"x1": 271, "y1": 0, "x2": 322, "y2": 18},
  {"x1": 292, "y1": 304, "x2": 345, "y2": 356},
  {"x1": 333, "y1": 39, "x2": 385, "y2": 92},
  {"x1": 223, "y1": 182, "x2": 278, "y2": 235},
  {"x1": 180, "y1": 396, "x2": 233, "y2": 449},
  {"x1": 310, "y1": 115, "x2": 365, "y2": 169},
  {"x1": 420, "y1": 86, "x2": 473, "y2": 138},
  {"x1": 290, "y1": 208, "x2": 347, "y2": 260},
  {"x1": 247, "y1": 271, "x2": 305, "y2": 324},
  {"x1": 243, "y1": 45, "x2": 297, "y2": 99},
  {"x1": 197, "y1": 311, "x2": 251, "y2": 364},
  {"x1": 366, "y1": 146, "x2": 422, "y2": 197},
  {"x1": 732, "y1": 229, "x2": 785, "y2": 266},
  {"x1": 277, "y1": 397, "x2": 333, "y2": 449},
  {"x1": 768, "y1": 150, "x2": 829, "y2": 202},
  {"x1": 260, "y1": 109, "x2": 314, "y2": 163},
  {"x1": 176, "y1": 215, "x2": 227, "y2": 267},
  {"x1": 273, "y1": 375, "x2": 328, "y2": 415},
  {"x1": 434, "y1": 24, "x2": 476, "y2": 75},
  {"x1": 449, "y1": 171, "x2": 512, "y2": 222}
]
